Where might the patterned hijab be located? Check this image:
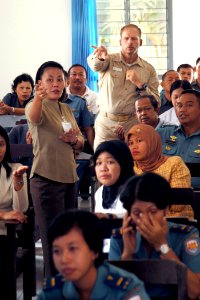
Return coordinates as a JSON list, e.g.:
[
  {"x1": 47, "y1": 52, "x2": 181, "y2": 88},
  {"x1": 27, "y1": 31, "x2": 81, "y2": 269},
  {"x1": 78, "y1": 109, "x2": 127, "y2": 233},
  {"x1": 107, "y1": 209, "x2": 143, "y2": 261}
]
[{"x1": 127, "y1": 124, "x2": 168, "y2": 172}]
